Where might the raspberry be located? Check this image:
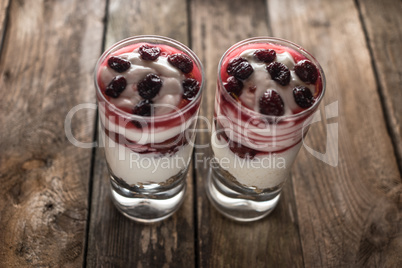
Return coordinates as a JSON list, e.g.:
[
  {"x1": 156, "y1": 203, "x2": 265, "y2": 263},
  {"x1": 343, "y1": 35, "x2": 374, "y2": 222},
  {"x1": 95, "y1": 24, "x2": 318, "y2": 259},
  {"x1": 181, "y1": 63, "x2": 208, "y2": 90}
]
[
  {"x1": 104, "y1": 76, "x2": 127, "y2": 98},
  {"x1": 132, "y1": 99, "x2": 153, "y2": 116},
  {"x1": 226, "y1": 57, "x2": 254, "y2": 80},
  {"x1": 259, "y1": 90, "x2": 285, "y2": 116},
  {"x1": 108, "y1": 56, "x2": 131, "y2": 73},
  {"x1": 168, "y1": 54, "x2": 193, "y2": 73},
  {"x1": 137, "y1": 73, "x2": 163, "y2": 99},
  {"x1": 254, "y1": 49, "x2": 276, "y2": 63},
  {"x1": 182, "y1": 78, "x2": 200, "y2": 100},
  {"x1": 267, "y1": 62, "x2": 290, "y2": 86},
  {"x1": 224, "y1": 76, "x2": 243, "y2": 96},
  {"x1": 294, "y1": 60, "x2": 318, "y2": 84},
  {"x1": 293, "y1": 86, "x2": 314, "y2": 108},
  {"x1": 138, "y1": 44, "x2": 161, "y2": 61}
]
